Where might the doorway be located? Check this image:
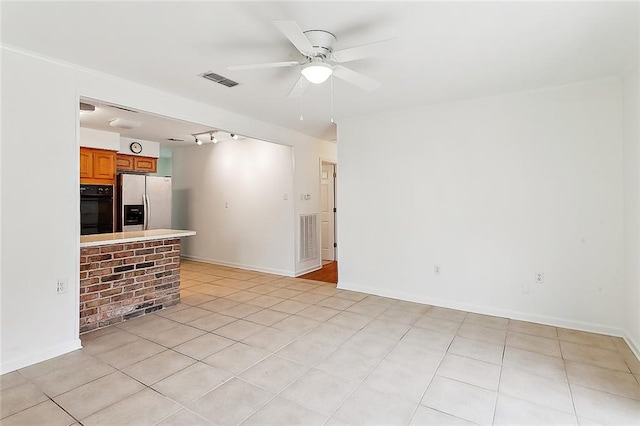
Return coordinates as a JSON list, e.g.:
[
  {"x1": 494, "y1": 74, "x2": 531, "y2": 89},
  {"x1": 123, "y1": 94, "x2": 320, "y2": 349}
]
[{"x1": 321, "y1": 161, "x2": 336, "y2": 262}]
